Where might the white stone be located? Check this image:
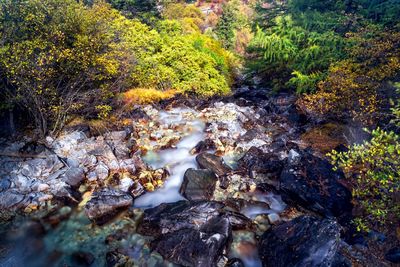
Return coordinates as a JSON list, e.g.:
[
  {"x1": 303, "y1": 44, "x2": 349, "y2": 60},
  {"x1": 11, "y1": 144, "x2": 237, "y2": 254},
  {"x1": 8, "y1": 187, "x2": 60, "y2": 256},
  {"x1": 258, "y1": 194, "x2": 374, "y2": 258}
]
[{"x1": 268, "y1": 213, "x2": 281, "y2": 224}]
